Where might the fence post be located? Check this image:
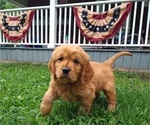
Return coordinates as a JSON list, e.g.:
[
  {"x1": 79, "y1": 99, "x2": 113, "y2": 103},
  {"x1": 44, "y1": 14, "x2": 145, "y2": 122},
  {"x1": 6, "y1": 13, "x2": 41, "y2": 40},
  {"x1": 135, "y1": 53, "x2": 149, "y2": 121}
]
[{"x1": 48, "y1": 0, "x2": 57, "y2": 48}]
